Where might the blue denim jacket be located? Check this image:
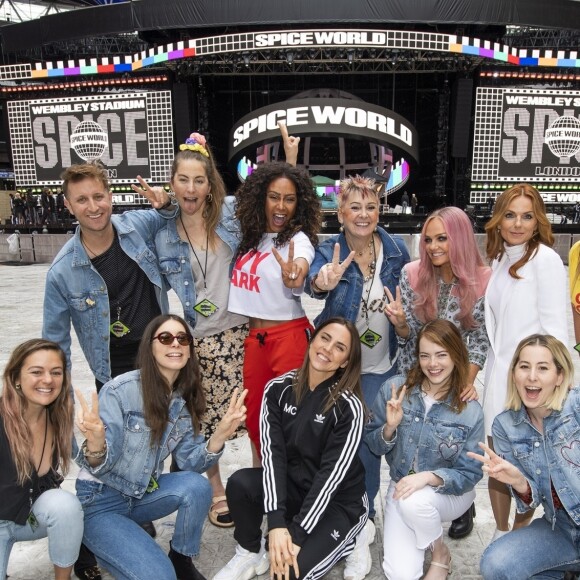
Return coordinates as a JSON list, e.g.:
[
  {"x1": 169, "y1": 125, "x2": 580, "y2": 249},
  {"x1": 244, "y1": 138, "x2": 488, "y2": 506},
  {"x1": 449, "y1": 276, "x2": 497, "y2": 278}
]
[
  {"x1": 154, "y1": 197, "x2": 241, "y2": 329},
  {"x1": 306, "y1": 227, "x2": 410, "y2": 362},
  {"x1": 365, "y1": 374, "x2": 485, "y2": 495},
  {"x1": 492, "y1": 388, "x2": 580, "y2": 527},
  {"x1": 74, "y1": 370, "x2": 222, "y2": 498},
  {"x1": 42, "y1": 209, "x2": 175, "y2": 385}
]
